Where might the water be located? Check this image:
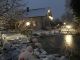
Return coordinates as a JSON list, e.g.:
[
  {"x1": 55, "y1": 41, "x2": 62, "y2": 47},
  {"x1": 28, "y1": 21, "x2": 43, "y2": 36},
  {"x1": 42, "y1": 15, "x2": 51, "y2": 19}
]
[
  {"x1": 0, "y1": 34, "x2": 80, "y2": 60},
  {"x1": 39, "y1": 34, "x2": 80, "y2": 55}
]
